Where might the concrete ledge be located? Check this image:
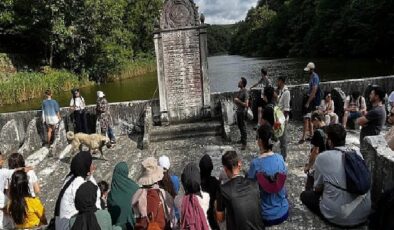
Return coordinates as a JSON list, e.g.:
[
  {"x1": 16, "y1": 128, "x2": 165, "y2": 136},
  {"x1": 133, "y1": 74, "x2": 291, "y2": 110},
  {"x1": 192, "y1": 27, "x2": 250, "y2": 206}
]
[{"x1": 362, "y1": 135, "x2": 394, "y2": 202}]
